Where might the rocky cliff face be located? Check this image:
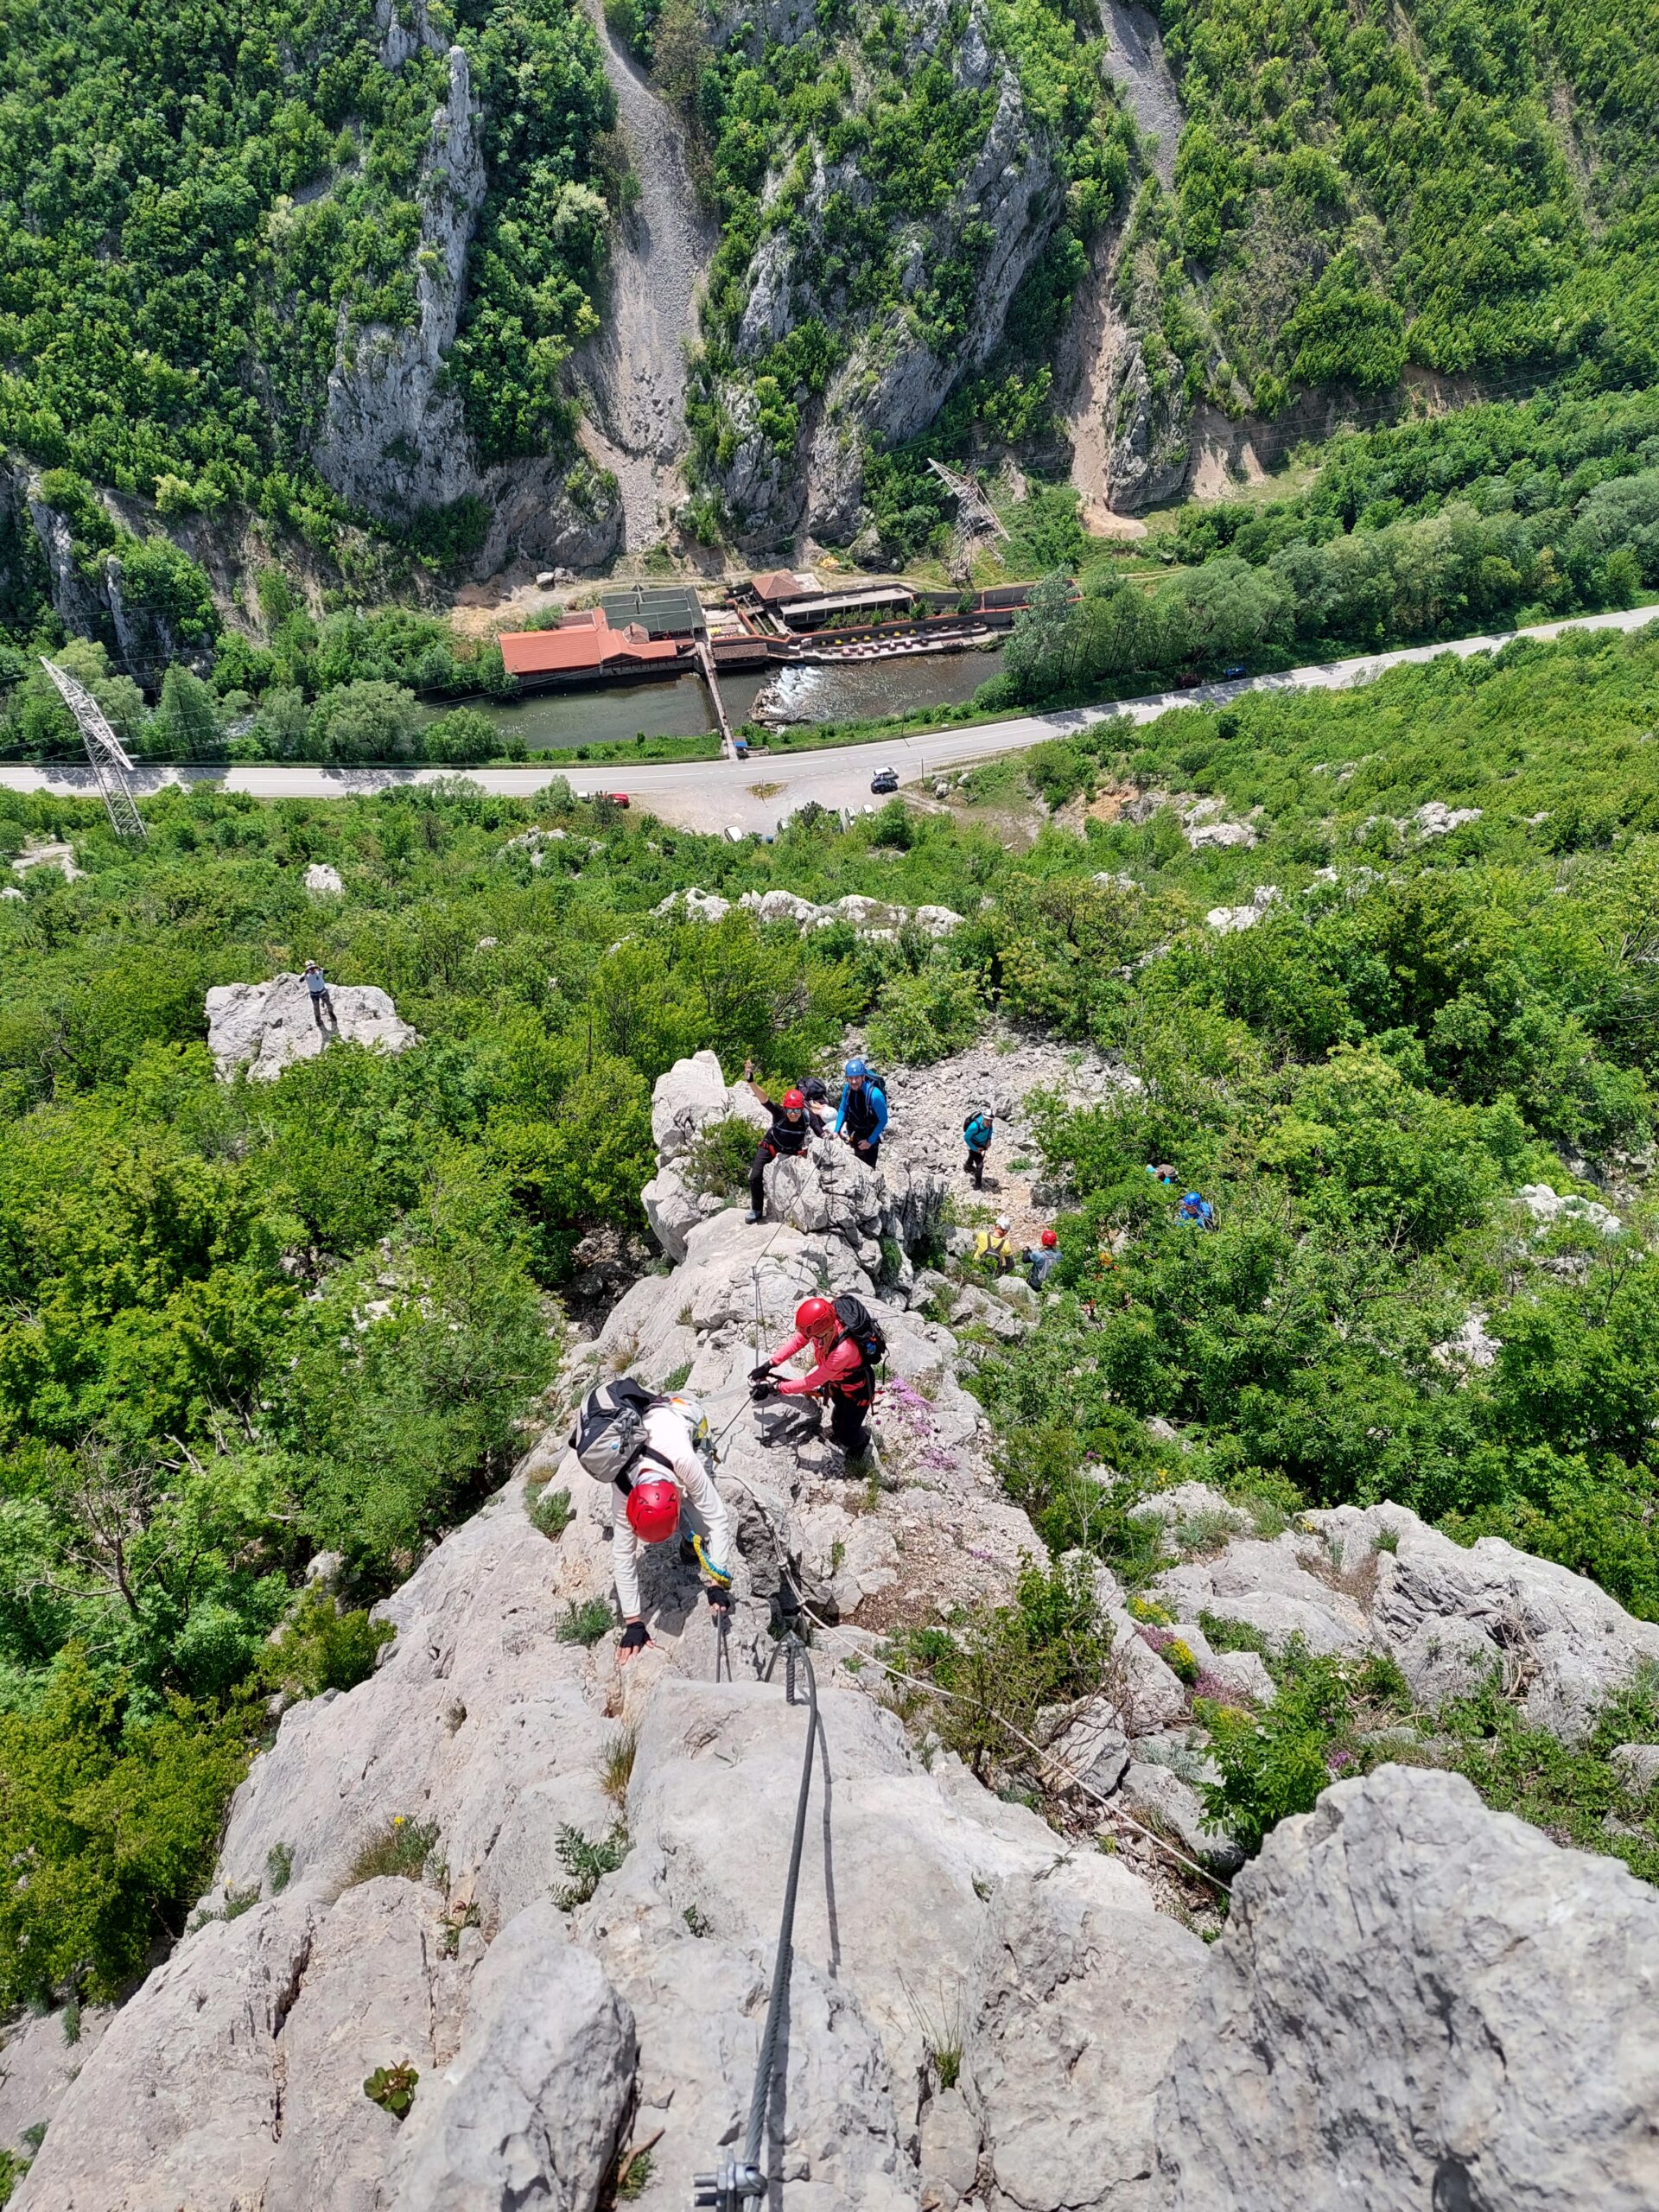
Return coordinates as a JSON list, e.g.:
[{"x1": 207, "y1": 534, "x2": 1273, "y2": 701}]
[
  {"x1": 309, "y1": 12, "x2": 621, "y2": 577},
  {"x1": 16, "y1": 1050, "x2": 1659, "y2": 2211},
  {"x1": 698, "y1": 0, "x2": 1069, "y2": 551}
]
